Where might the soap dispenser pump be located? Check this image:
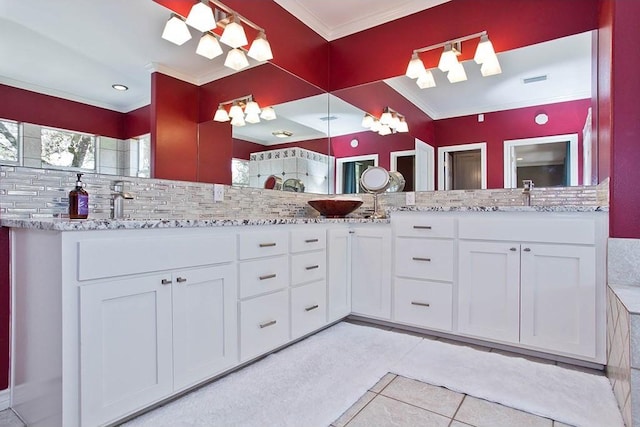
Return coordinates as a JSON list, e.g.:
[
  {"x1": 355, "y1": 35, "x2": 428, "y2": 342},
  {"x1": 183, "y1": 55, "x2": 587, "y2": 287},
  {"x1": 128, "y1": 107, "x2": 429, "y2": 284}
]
[{"x1": 69, "y1": 173, "x2": 89, "y2": 219}]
